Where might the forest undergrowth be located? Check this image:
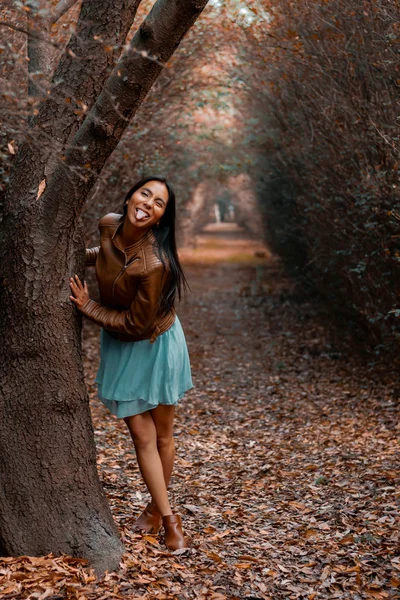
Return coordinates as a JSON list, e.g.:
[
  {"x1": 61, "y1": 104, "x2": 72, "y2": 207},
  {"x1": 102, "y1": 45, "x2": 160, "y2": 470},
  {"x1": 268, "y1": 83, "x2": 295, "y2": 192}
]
[
  {"x1": 254, "y1": 0, "x2": 400, "y2": 352},
  {"x1": 0, "y1": 224, "x2": 399, "y2": 599}
]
